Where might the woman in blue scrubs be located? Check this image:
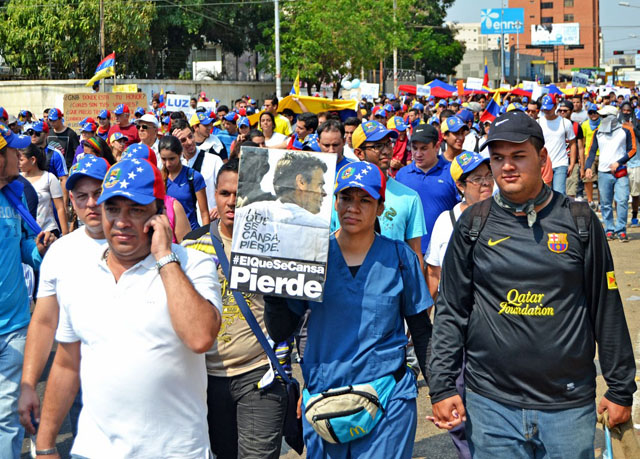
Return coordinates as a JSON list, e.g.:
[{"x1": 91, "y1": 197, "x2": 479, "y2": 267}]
[{"x1": 265, "y1": 161, "x2": 433, "y2": 459}]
